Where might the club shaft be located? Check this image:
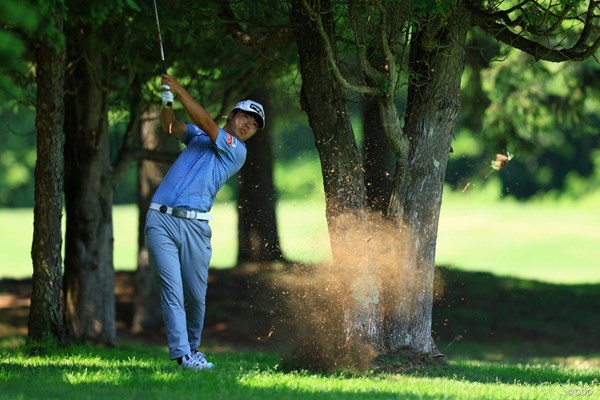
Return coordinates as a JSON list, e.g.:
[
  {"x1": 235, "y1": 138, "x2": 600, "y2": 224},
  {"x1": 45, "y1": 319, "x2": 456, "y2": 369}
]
[
  {"x1": 153, "y1": 0, "x2": 171, "y2": 106},
  {"x1": 153, "y1": 0, "x2": 167, "y2": 74}
]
